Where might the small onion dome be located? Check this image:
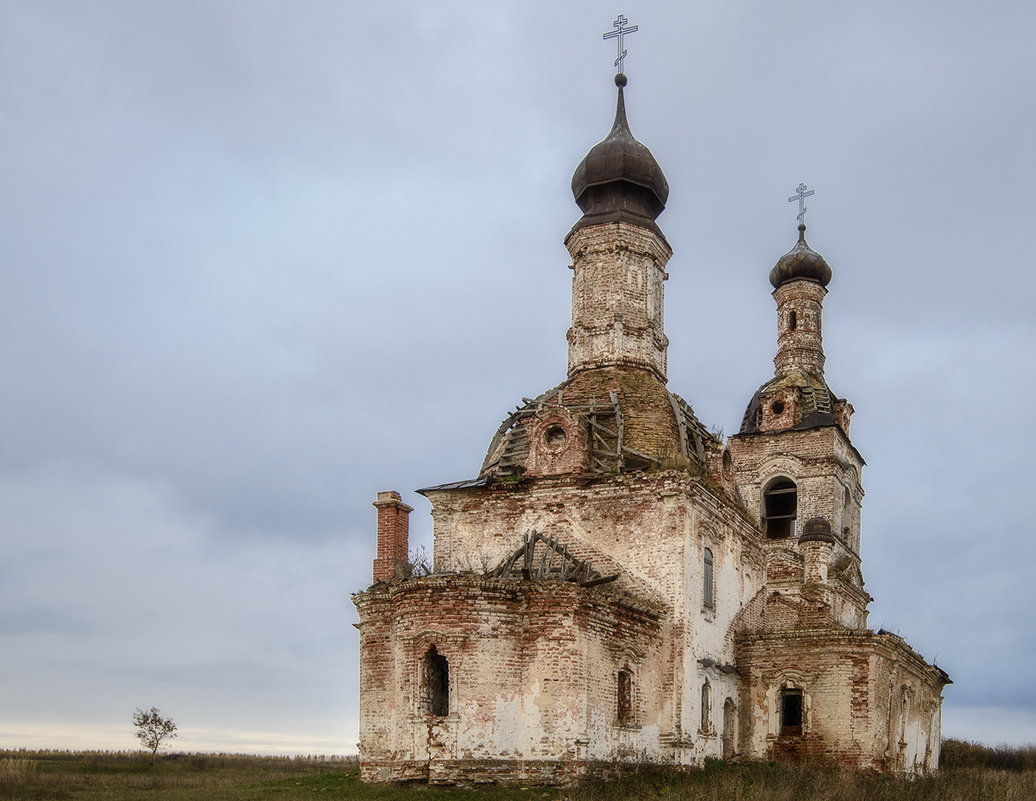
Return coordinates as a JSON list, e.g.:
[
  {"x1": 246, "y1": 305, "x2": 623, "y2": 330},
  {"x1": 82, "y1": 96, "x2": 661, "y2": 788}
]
[
  {"x1": 769, "y1": 224, "x2": 832, "y2": 288},
  {"x1": 798, "y1": 517, "x2": 836, "y2": 545},
  {"x1": 568, "y1": 74, "x2": 669, "y2": 238}
]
